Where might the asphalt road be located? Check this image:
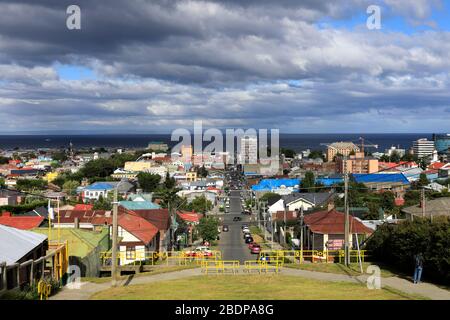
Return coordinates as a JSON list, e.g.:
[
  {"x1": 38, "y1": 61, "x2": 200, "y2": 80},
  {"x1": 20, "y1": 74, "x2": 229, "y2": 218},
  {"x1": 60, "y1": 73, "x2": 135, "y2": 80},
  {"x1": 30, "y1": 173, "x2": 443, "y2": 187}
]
[{"x1": 218, "y1": 189, "x2": 255, "y2": 263}]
